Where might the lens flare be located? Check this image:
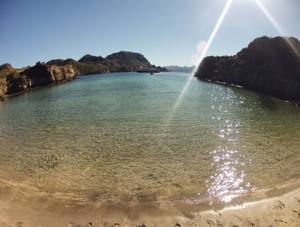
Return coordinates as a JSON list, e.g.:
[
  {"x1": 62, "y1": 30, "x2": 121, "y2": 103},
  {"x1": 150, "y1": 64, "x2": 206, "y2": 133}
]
[
  {"x1": 193, "y1": 0, "x2": 233, "y2": 72},
  {"x1": 254, "y1": 0, "x2": 300, "y2": 58},
  {"x1": 164, "y1": 0, "x2": 233, "y2": 126}
]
